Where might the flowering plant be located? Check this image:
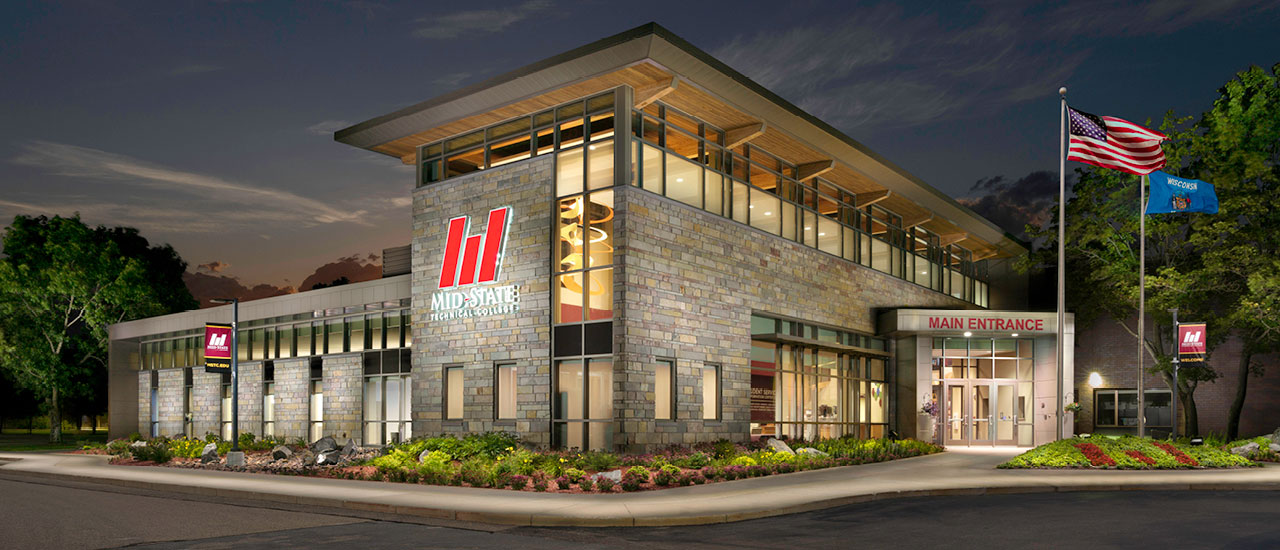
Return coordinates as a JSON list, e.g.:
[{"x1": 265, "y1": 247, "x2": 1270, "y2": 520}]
[
  {"x1": 920, "y1": 400, "x2": 939, "y2": 417},
  {"x1": 1063, "y1": 402, "x2": 1083, "y2": 414}
]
